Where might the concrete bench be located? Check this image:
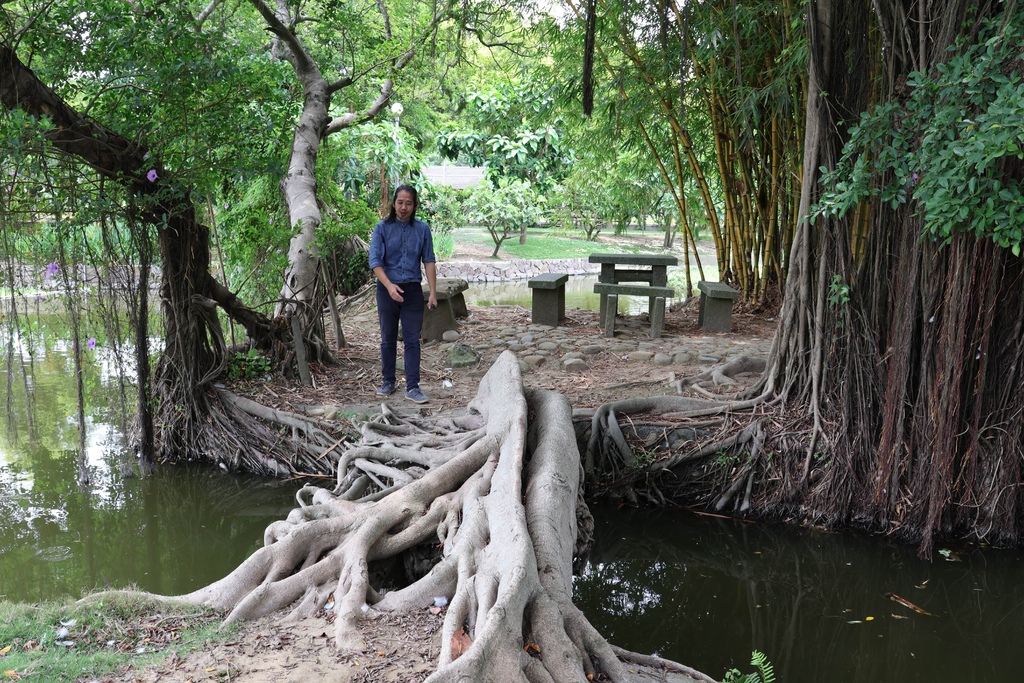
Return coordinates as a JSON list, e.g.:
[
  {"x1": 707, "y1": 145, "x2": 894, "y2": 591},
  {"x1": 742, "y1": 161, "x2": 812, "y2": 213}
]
[
  {"x1": 593, "y1": 282, "x2": 675, "y2": 338},
  {"x1": 697, "y1": 281, "x2": 739, "y2": 332},
  {"x1": 528, "y1": 273, "x2": 569, "y2": 327},
  {"x1": 421, "y1": 277, "x2": 469, "y2": 341}
]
